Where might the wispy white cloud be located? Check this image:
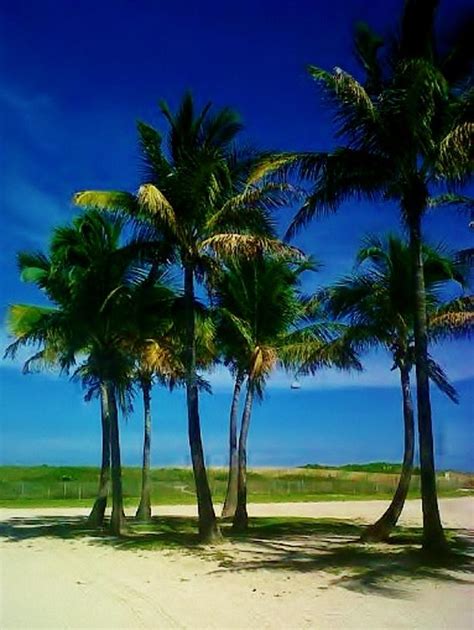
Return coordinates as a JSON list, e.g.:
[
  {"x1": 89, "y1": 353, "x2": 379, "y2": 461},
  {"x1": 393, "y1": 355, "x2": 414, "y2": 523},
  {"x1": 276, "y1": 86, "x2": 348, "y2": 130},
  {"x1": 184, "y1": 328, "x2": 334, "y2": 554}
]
[
  {"x1": 1, "y1": 84, "x2": 71, "y2": 249},
  {"x1": 2, "y1": 175, "x2": 68, "y2": 248},
  {"x1": 0, "y1": 84, "x2": 57, "y2": 152}
]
